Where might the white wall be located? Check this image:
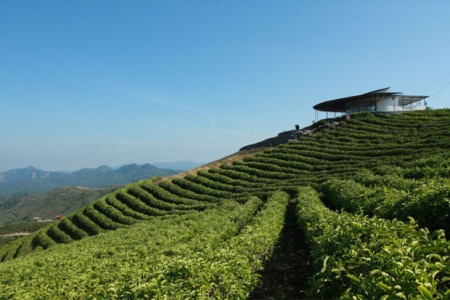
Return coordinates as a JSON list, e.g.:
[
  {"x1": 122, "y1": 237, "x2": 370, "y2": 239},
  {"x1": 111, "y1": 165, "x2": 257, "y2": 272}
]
[
  {"x1": 376, "y1": 96, "x2": 399, "y2": 112},
  {"x1": 403, "y1": 105, "x2": 427, "y2": 111}
]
